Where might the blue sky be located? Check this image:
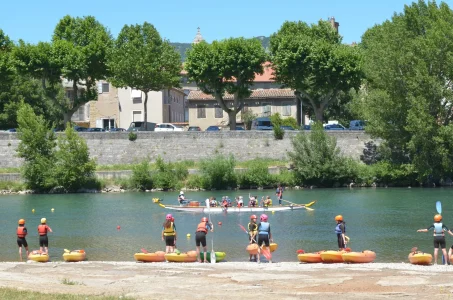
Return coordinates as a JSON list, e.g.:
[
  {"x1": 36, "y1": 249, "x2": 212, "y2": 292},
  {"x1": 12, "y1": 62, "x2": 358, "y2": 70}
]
[{"x1": 1, "y1": 0, "x2": 451, "y2": 44}]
